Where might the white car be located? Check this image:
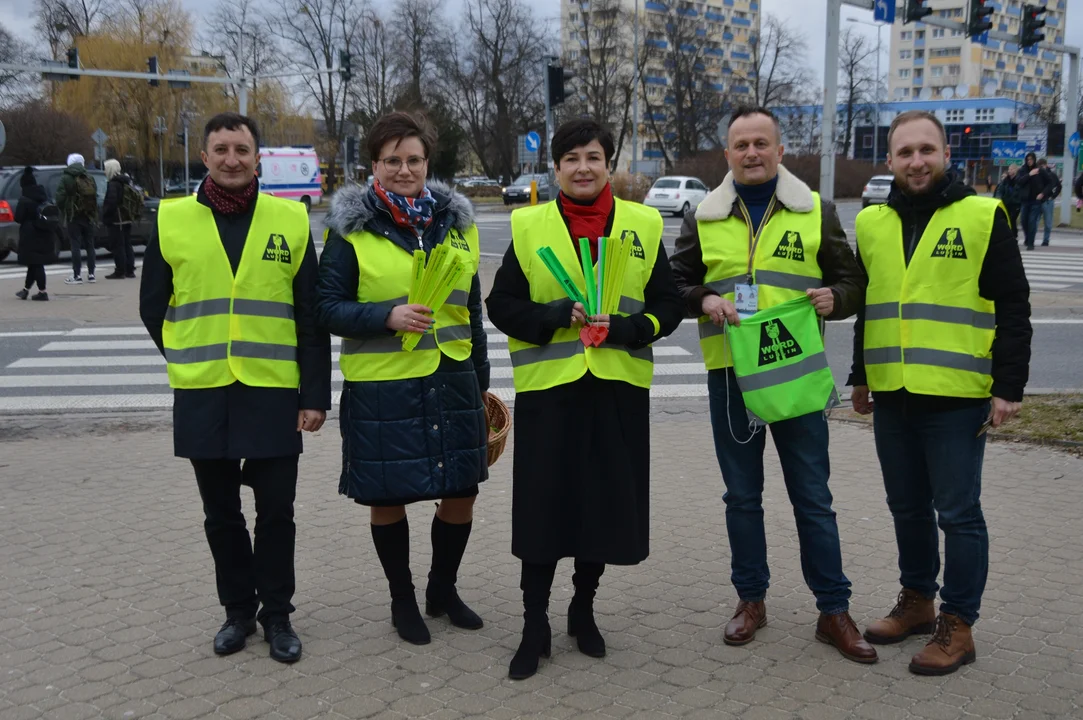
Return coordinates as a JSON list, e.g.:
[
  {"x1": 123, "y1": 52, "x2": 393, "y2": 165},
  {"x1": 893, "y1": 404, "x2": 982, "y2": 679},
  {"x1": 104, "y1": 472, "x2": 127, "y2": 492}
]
[
  {"x1": 861, "y1": 175, "x2": 894, "y2": 207},
  {"x1": 643, "y1": 176, "x2": 710, "y2": 217}
]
